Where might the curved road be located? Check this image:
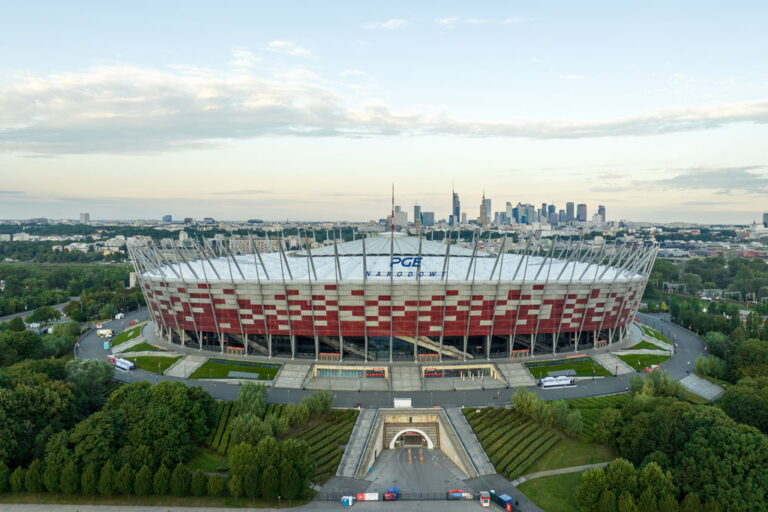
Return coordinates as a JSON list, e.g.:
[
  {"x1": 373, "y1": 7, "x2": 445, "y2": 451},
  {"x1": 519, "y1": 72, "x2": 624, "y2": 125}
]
[{"x1": 77, "y1": 309, "x2": 707, "y2": 407}]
